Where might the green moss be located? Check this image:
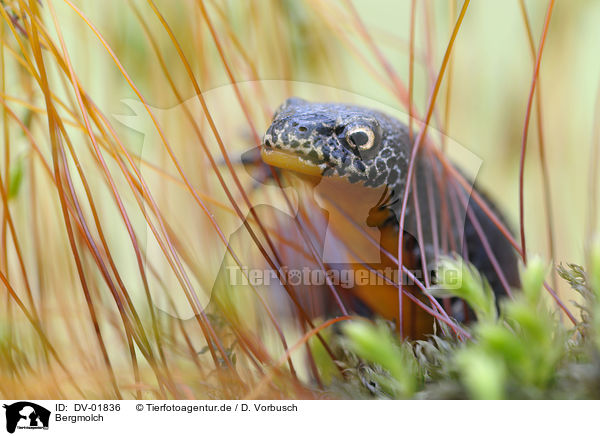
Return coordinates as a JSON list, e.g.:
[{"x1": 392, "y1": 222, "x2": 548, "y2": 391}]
[{"x1": 334, "y1": 245, "x2": 600, "y2": 399}]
